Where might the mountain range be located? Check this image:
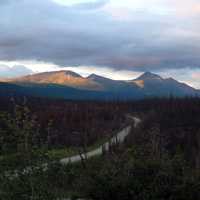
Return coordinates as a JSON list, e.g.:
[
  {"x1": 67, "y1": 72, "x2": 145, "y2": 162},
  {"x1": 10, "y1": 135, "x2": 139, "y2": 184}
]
[{"x1": 0, "y1": 70, "x2": 199, "y2": 100}]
